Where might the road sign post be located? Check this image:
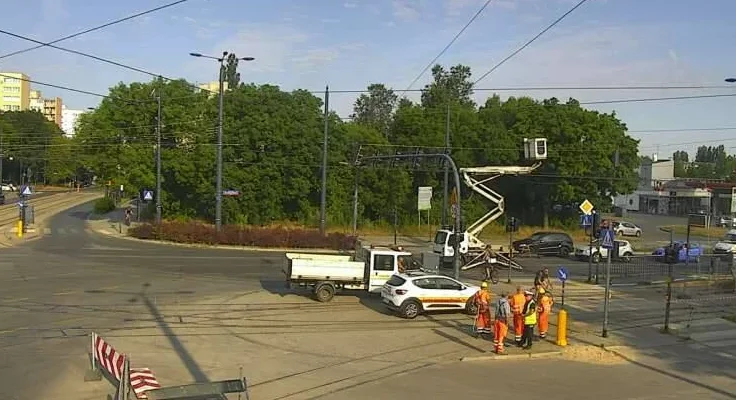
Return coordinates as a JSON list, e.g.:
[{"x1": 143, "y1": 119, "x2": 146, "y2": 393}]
[
  {"x1": 557, "y1": 267, "x2": 568, "y2": 309},
  {"x1": 579, "y1": 199, "x2": 595, "y2": 284},
  {"x1": 601, "y1": 229, "x2": 615, "y2": 338}
]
